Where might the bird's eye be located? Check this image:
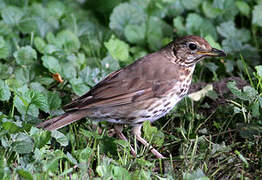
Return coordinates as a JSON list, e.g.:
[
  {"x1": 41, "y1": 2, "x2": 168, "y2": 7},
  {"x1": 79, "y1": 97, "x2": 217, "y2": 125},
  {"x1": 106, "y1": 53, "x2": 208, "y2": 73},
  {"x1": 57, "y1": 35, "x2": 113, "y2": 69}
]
[{"x1": 188, "y1": 43, "x2": 197, "y2": 50}]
